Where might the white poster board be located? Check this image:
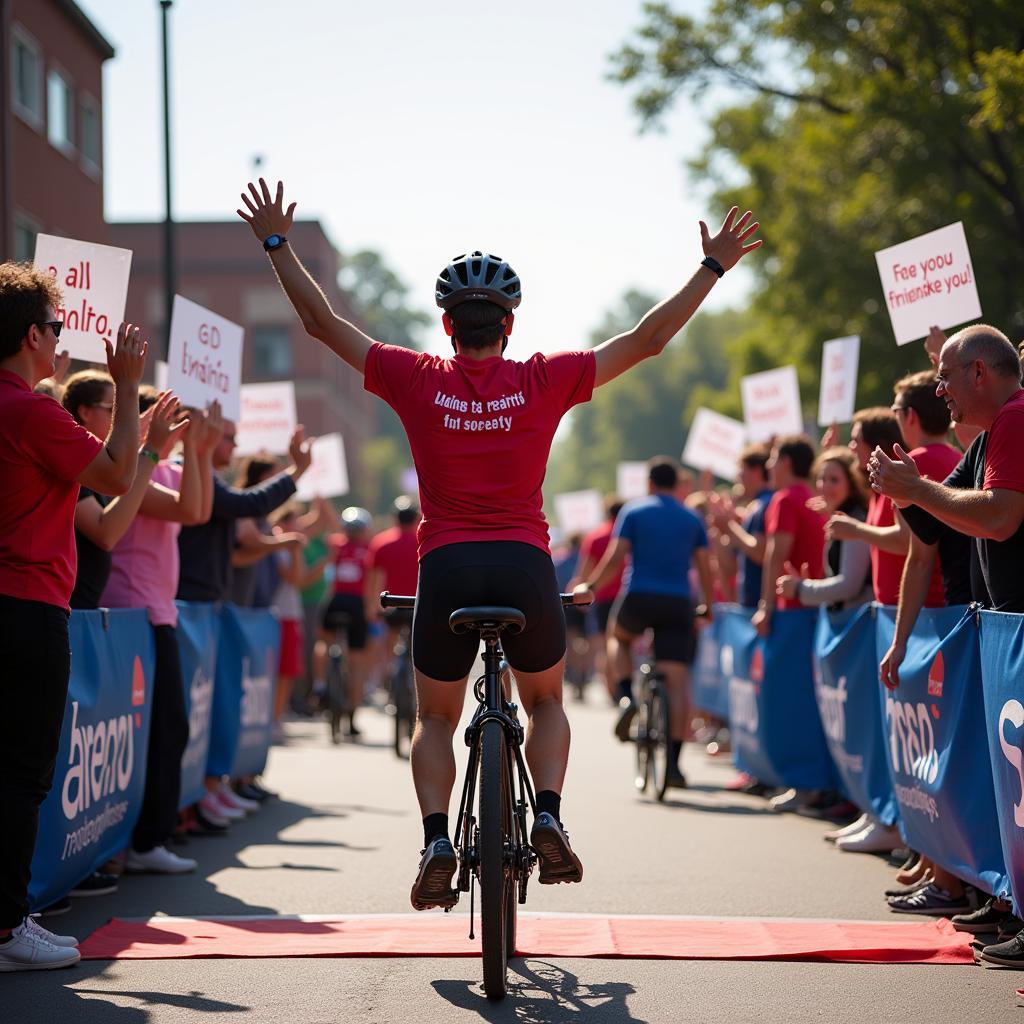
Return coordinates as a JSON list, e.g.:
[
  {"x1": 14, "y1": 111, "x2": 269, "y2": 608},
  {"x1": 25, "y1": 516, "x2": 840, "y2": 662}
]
[
  {"x1": 616, "y1": 461, "x2": 648, "y2": 500},
  {"x1": 740, "y1": 366, "x2": 803, "y2": 442},
  {"x1": 875, "y1": 222, "x2": 982, "y2": 346},
  {"x1": 296, "y1": 433, "x2": 349, "y2": 501},
  {"x1": 154, "y1": 360, "x2": 168, "y2": 391},
  {"x1": 400, "y1": 467, "x2": 418, "y2": 494},
  {"x1": 166, "y1": 295, "x2": 244, "y2": 420},
  {"x1": 234, "y1": 381, "x2": 297, "y2": 455},
  {"x1": 33, "y1": 234, "x2": 132, "y2": 364},
  {"x1": 682, "y1": 407, "x2": 747, "y2": 481},
  {"x1": 553, "y1": 489, "x2": 603, "y2": 535},
  {"x1": 817, "y1": 335, "x2": 861, "y2": 427}
]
